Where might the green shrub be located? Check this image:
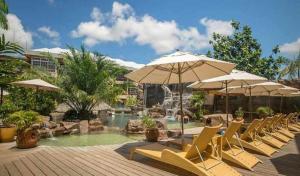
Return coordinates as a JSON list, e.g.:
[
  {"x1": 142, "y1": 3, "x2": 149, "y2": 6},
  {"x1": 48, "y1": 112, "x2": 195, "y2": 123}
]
[
  {"x1": 6, "y1": 110, "x2": 41, "y2": 130},
  {"x1": 235, "y1": 107, "x2": 244, "y2": 118},
  {"x1": 125, "y1": 96, "x2": 137, "y2": 107},
  {"x1": 142, "y1": 115, "x2": 156, "y2": 129},
  {"x1": 256, "y1": 106, "x2": 273, "y2": 118},
  {"x1": 190, "y1": 91, "x2": 206, "y2": 120}
]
